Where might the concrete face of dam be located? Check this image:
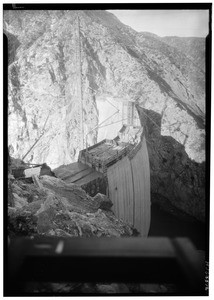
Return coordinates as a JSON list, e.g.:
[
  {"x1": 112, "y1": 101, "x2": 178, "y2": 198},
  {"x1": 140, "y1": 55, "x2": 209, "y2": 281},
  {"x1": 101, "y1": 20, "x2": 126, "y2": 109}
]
[{"x1": 107, "y1": 135, "x2": 150, "y2": 236}]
